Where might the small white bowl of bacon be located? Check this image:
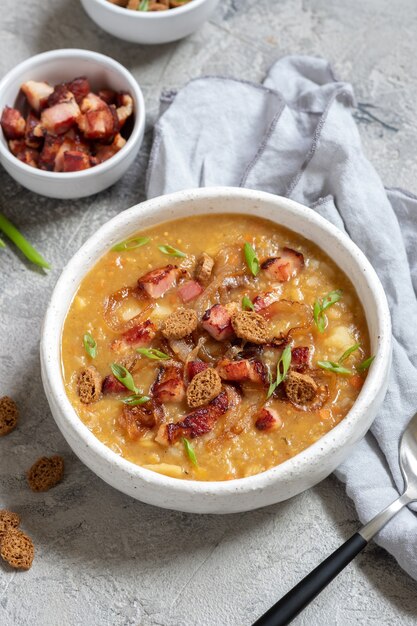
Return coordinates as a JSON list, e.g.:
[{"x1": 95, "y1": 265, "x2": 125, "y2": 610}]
[
  {"x1": 0, "y1": 49, "x2": 145, "y2": 199},
  {"x1": 80, "y1": 0, "x2": 220, "y2": 45}
]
